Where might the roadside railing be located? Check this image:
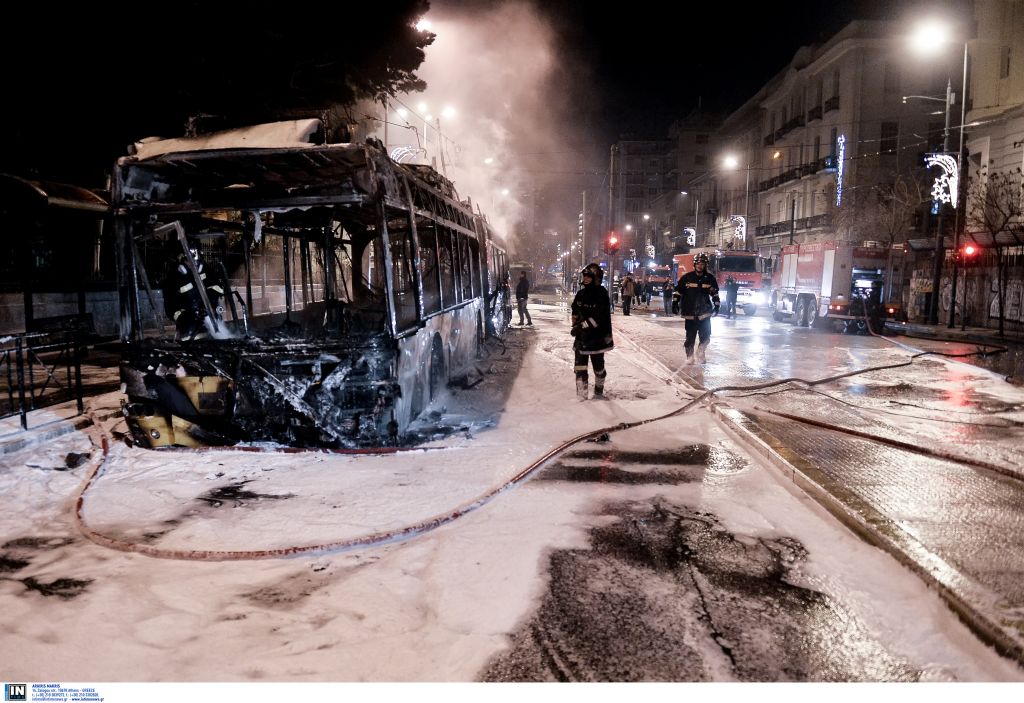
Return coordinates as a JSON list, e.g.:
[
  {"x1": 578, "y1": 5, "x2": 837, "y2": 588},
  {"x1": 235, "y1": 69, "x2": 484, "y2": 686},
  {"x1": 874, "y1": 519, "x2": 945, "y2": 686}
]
[{"x1": 1, "y1": 330, "x2": 84, "y2": 430}]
